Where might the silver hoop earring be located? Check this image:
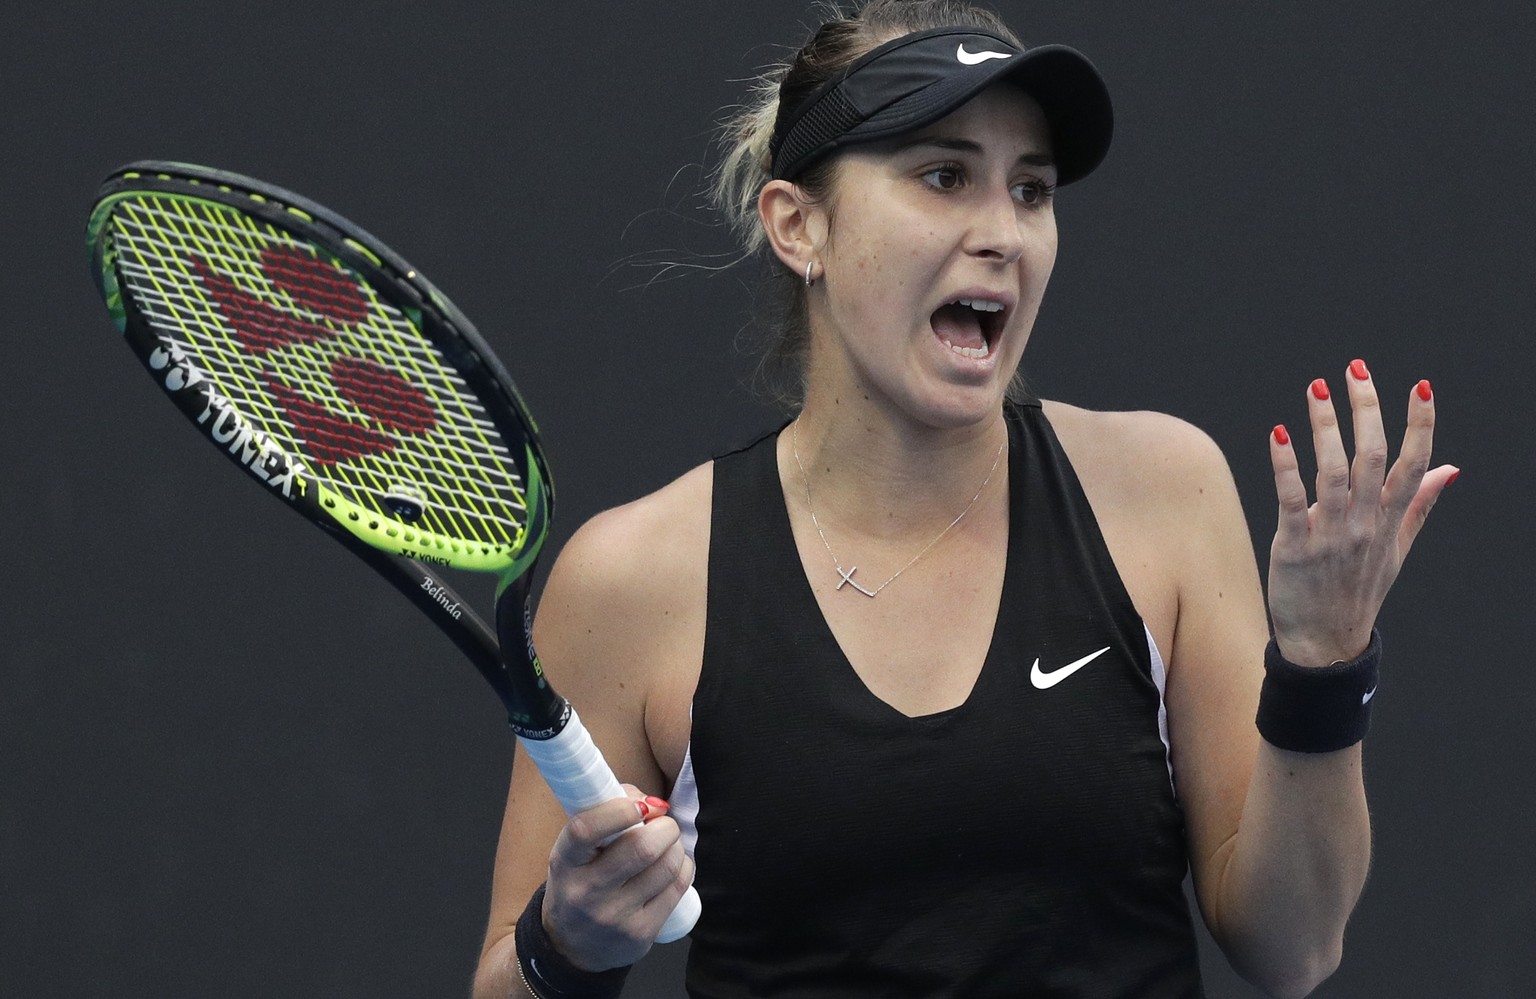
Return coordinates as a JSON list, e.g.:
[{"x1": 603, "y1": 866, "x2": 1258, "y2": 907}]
[{"x1": 804, "y1": 260, "x2": 816, "y2": 288}]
